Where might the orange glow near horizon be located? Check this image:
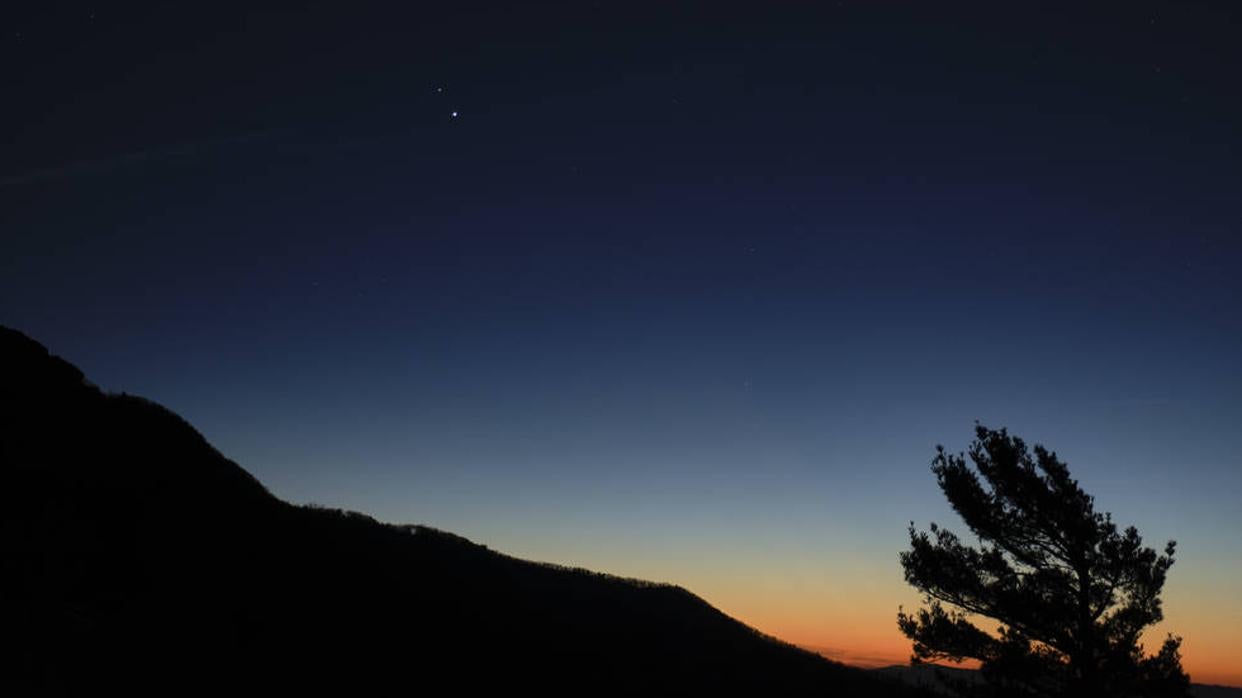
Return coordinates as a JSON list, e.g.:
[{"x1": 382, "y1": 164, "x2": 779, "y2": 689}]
[
  {"x1": 745, "y1": 617, "x2": 1242, "y2": 689},
  {"x1": 680, "y1": 574, "x2": 1242, "y2": 689},
  {"x1": 473, "y1": 521, "x2": 1242, "y2": 690},
  {"x1": 722, "y1": 600, "x2": 1242, "y2": 689}
]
